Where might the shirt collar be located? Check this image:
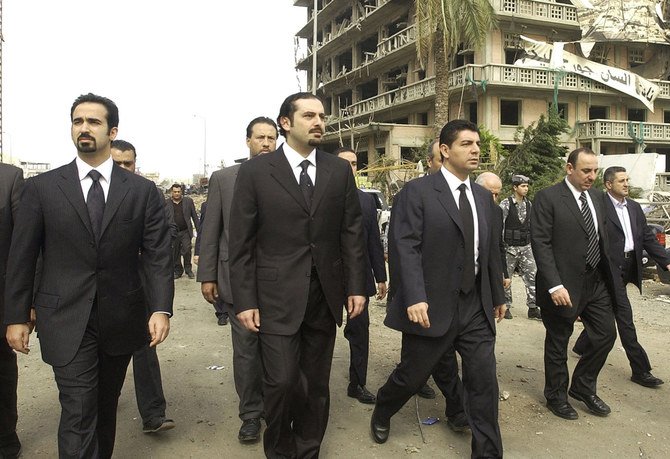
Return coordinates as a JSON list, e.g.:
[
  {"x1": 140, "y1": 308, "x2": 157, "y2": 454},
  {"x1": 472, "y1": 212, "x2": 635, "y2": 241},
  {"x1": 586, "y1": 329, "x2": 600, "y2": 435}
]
[
  {"x1": 608, "y1": 192, "x2": 627, "y2": 208},
  {"x1": 76, "y1": 155, "x2": 114, "y2": 183},
  {"x1": 564, "y1": 177, "x2": 586, "y2": 200},
  {"x1": 283, "y1": 143, "x2": 317, "y2": 170},
  {"x1": 440, "y1": 166, "x2": 471, "y2": 193}
]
